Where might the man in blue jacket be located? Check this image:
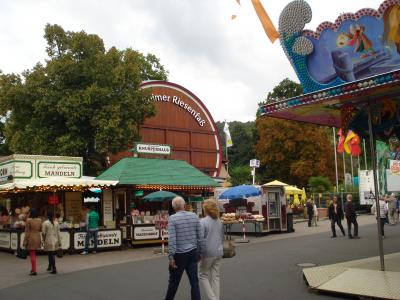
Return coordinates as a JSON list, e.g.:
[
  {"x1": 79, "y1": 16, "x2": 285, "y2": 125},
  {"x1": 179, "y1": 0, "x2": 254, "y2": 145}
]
[{"x1": 165, "y1": 197, "x2": 204, "y2": 300}]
